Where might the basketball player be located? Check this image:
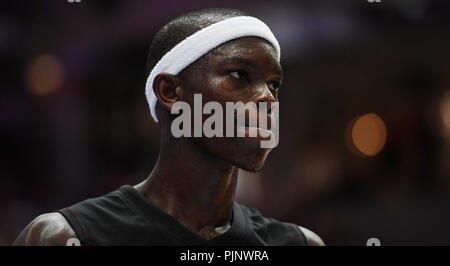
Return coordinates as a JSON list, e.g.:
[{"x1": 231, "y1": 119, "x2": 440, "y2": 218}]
[{"x1": 13, "y1": 8, "x2": 324, "y2": 246}]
